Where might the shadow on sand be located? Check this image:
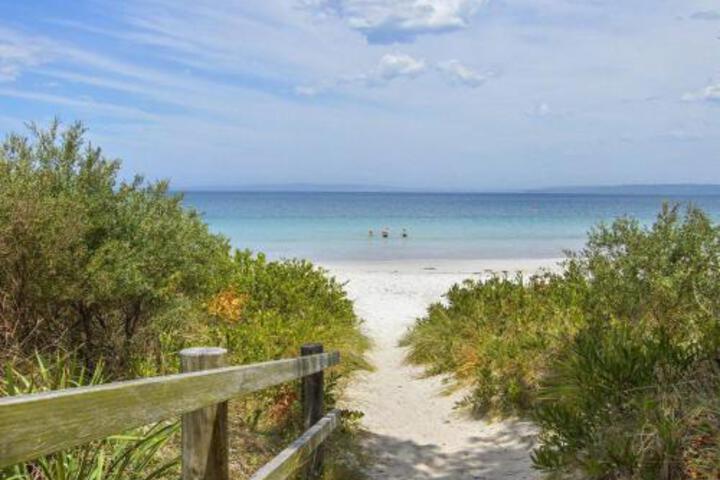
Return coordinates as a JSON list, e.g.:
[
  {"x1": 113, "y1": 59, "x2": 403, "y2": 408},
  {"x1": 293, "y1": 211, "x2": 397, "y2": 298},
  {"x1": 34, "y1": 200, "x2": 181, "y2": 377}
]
[{"x1": 359, "y1": 422, "x2": 538, "y2": 480}]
